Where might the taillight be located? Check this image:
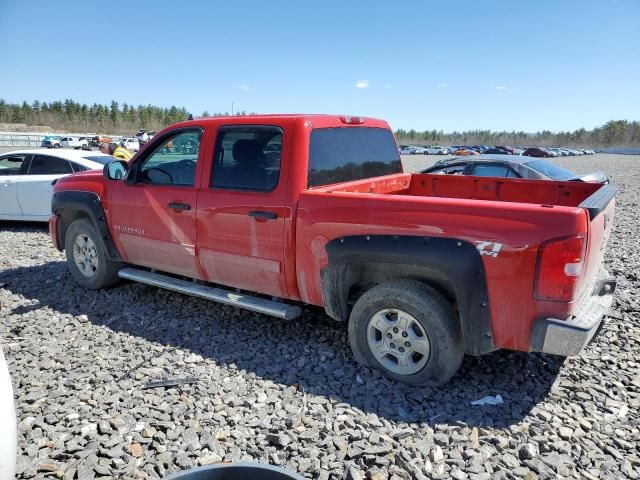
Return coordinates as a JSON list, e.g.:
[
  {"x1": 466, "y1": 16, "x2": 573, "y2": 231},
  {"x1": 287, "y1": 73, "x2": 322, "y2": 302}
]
[
  {"x1": 534, "y1": 235, "x2": 587, "y2": 302},
  {"x1": 339, "y1": 115, "x2": 365, "y2": 124}
]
